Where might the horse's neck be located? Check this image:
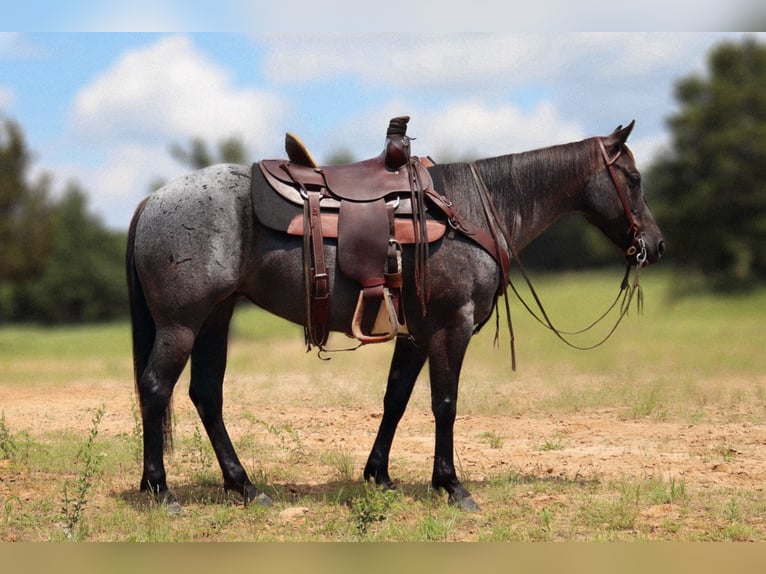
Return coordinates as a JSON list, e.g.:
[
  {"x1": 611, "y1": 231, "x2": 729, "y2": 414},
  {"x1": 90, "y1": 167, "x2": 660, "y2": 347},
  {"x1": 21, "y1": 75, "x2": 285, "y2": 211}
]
[{"x1": 479, "y1": 141, "x2": 596, "y2": 250}]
